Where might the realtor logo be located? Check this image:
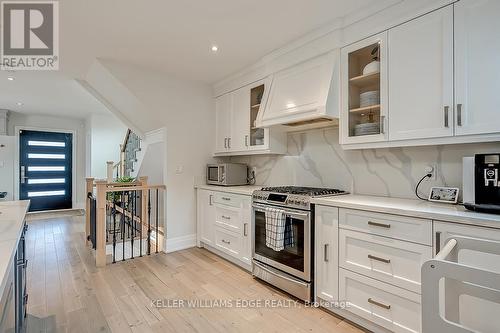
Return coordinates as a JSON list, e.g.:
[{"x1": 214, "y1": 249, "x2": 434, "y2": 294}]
[{"x1": 1, "y1": 1, "x2": 59, "y2": 70}]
